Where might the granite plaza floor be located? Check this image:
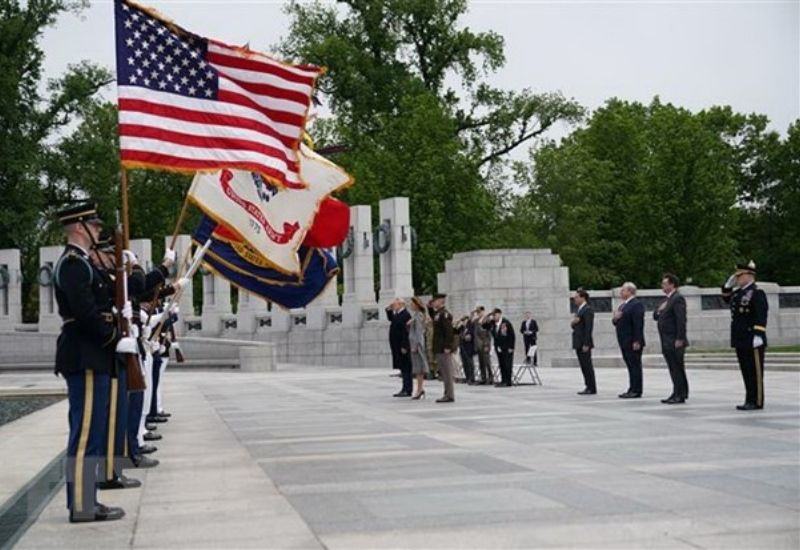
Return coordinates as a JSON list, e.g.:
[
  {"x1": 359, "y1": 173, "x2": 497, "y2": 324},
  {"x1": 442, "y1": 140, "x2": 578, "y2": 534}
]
[{"x1": 14, "y1": 365, "x2": 800, "y2": 549}]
